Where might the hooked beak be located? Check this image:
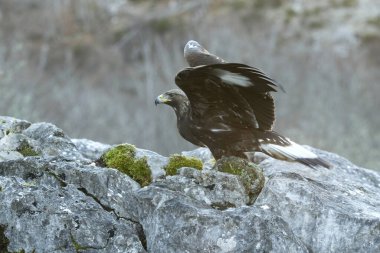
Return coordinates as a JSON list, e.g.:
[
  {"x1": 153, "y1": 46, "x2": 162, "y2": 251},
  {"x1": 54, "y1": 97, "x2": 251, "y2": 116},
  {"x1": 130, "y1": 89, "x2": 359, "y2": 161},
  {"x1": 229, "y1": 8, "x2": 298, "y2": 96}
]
[{"x1": 155, "y1": 94, "x2": 170, "y2": 106}]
